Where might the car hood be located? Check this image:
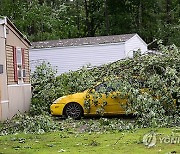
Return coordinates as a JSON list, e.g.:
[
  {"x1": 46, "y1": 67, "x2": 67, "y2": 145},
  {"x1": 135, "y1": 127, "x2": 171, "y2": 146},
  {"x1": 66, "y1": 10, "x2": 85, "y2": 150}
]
[
  {"x1": 55, "y1": 91, "x2": 88, "y2": 104},
  {"x1": 64, "y1": 92, "x2": 87, "y2": 99}
]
